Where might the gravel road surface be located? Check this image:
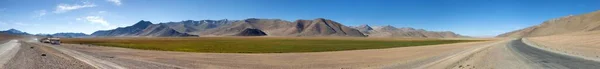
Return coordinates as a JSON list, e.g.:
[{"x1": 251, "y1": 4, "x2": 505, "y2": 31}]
[
  {"x1": 0, "y1": 40, "x2": 20, "y2": 68},
  {"x1": 2, "y1": 41, "x2": 95, "y2": 69},
  {"x1": 510, "y1": 39, "x2": 600, "y2": 69}
]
